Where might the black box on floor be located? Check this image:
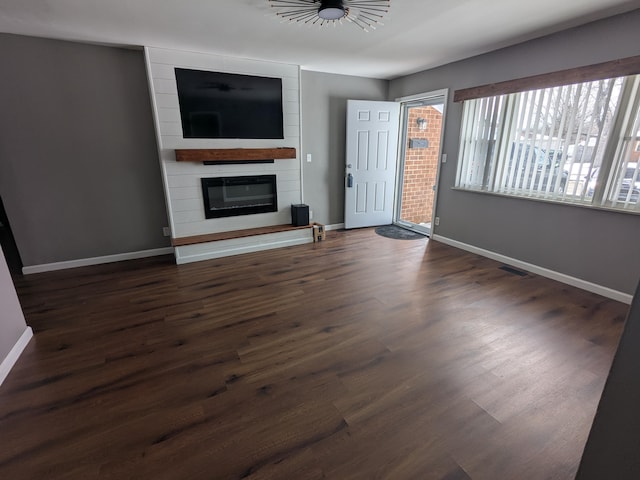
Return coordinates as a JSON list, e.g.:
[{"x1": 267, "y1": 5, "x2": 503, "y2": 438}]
[{"x1": 291, "y1": 204, "x2": 309, "y2": 226}]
